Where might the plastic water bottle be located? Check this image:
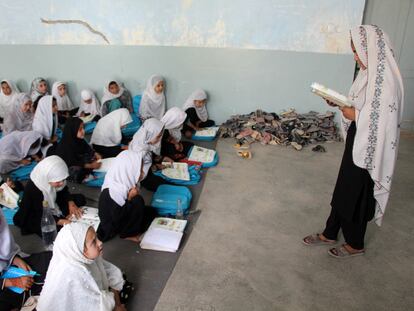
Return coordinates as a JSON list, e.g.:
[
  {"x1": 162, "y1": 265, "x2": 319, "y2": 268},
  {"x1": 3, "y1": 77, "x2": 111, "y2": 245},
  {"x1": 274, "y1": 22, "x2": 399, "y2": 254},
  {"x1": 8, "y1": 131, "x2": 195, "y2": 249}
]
[
  {"x1": 176, "y1": 198, "x2": 183, "y2": 220},
  {"x1": 41, "y1": 200, "x2": 57, "y2": 251}
]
